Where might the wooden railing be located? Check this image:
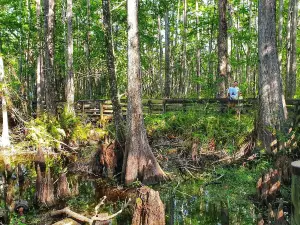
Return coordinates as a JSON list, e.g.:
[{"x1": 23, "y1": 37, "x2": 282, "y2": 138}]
[{"x1": 52, "y1": 98, "x2": 300, "y2": 123}]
